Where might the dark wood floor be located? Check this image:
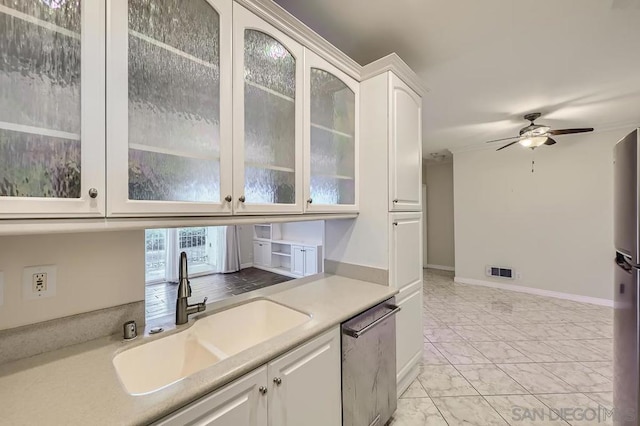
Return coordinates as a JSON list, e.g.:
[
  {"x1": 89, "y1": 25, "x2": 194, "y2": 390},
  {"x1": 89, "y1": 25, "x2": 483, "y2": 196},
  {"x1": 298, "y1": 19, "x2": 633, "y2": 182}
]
[{"x1": 145, "y1": 267, "x2": 293, "y2": 321}]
